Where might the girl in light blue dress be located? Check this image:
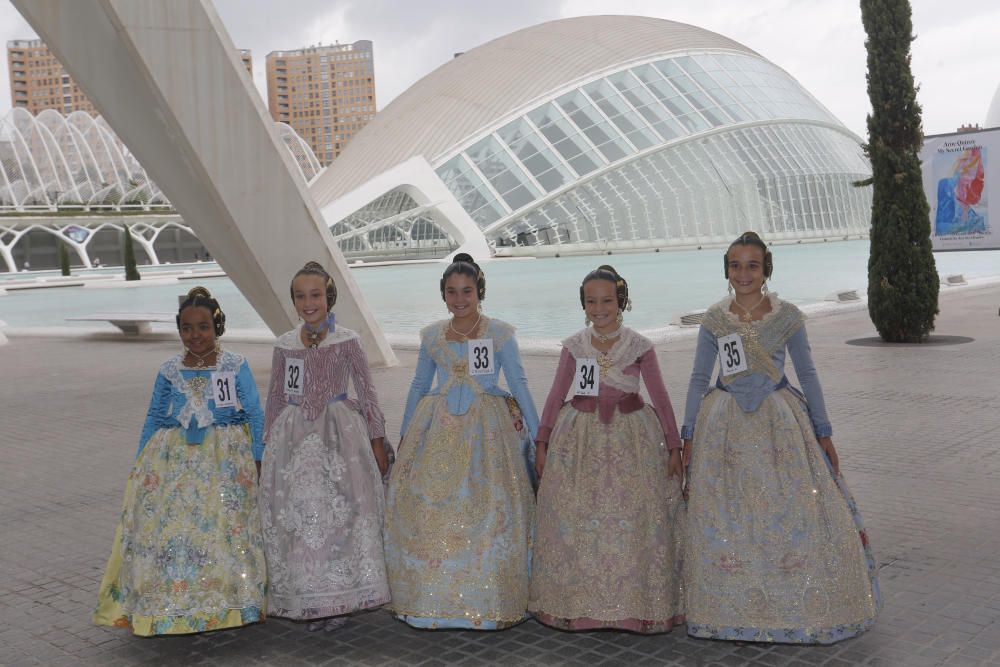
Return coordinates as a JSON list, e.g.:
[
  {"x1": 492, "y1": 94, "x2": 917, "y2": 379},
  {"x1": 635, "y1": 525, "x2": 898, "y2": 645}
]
[
  {"x1": 384, "y1": 253, "x2": 538, "y2": 630},
  {"x1": 682, "y1": 232, "x2": 879, "y2": 644}
]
